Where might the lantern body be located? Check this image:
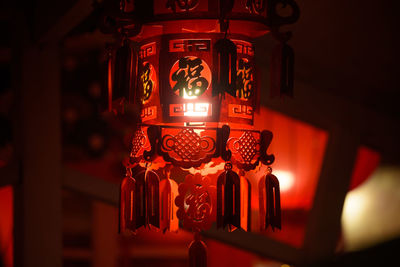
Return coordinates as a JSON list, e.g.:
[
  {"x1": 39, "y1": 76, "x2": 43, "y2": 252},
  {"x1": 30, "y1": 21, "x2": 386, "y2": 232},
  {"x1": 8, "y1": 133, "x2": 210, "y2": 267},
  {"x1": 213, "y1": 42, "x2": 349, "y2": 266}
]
[
  {"x1": 128, "y1": 27, "x2": 276, "y2": 169},
  {"x1": 105, "y1": 0, "x2": 299, "y2": 242}
]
